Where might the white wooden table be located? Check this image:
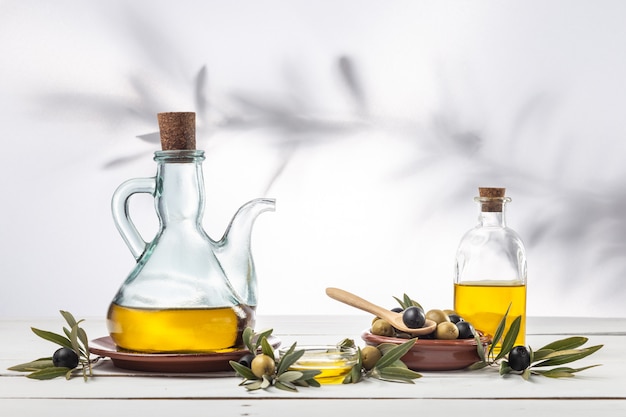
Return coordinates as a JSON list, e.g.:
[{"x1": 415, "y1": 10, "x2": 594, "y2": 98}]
[{"x1": 1, "y1": 315, "x2": 624, "y2": 416}]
